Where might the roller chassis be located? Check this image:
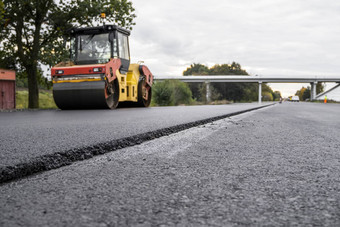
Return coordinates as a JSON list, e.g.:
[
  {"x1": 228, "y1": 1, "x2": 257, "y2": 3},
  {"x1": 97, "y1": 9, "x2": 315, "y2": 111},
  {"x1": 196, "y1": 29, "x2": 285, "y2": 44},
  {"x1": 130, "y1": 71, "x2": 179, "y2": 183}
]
[
  {"x1": 51, "y1": 25, "x2": 153, "y2": 110},
  {"x1": 52, "y1": 59, "x2": 153, "y2": 109}
]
